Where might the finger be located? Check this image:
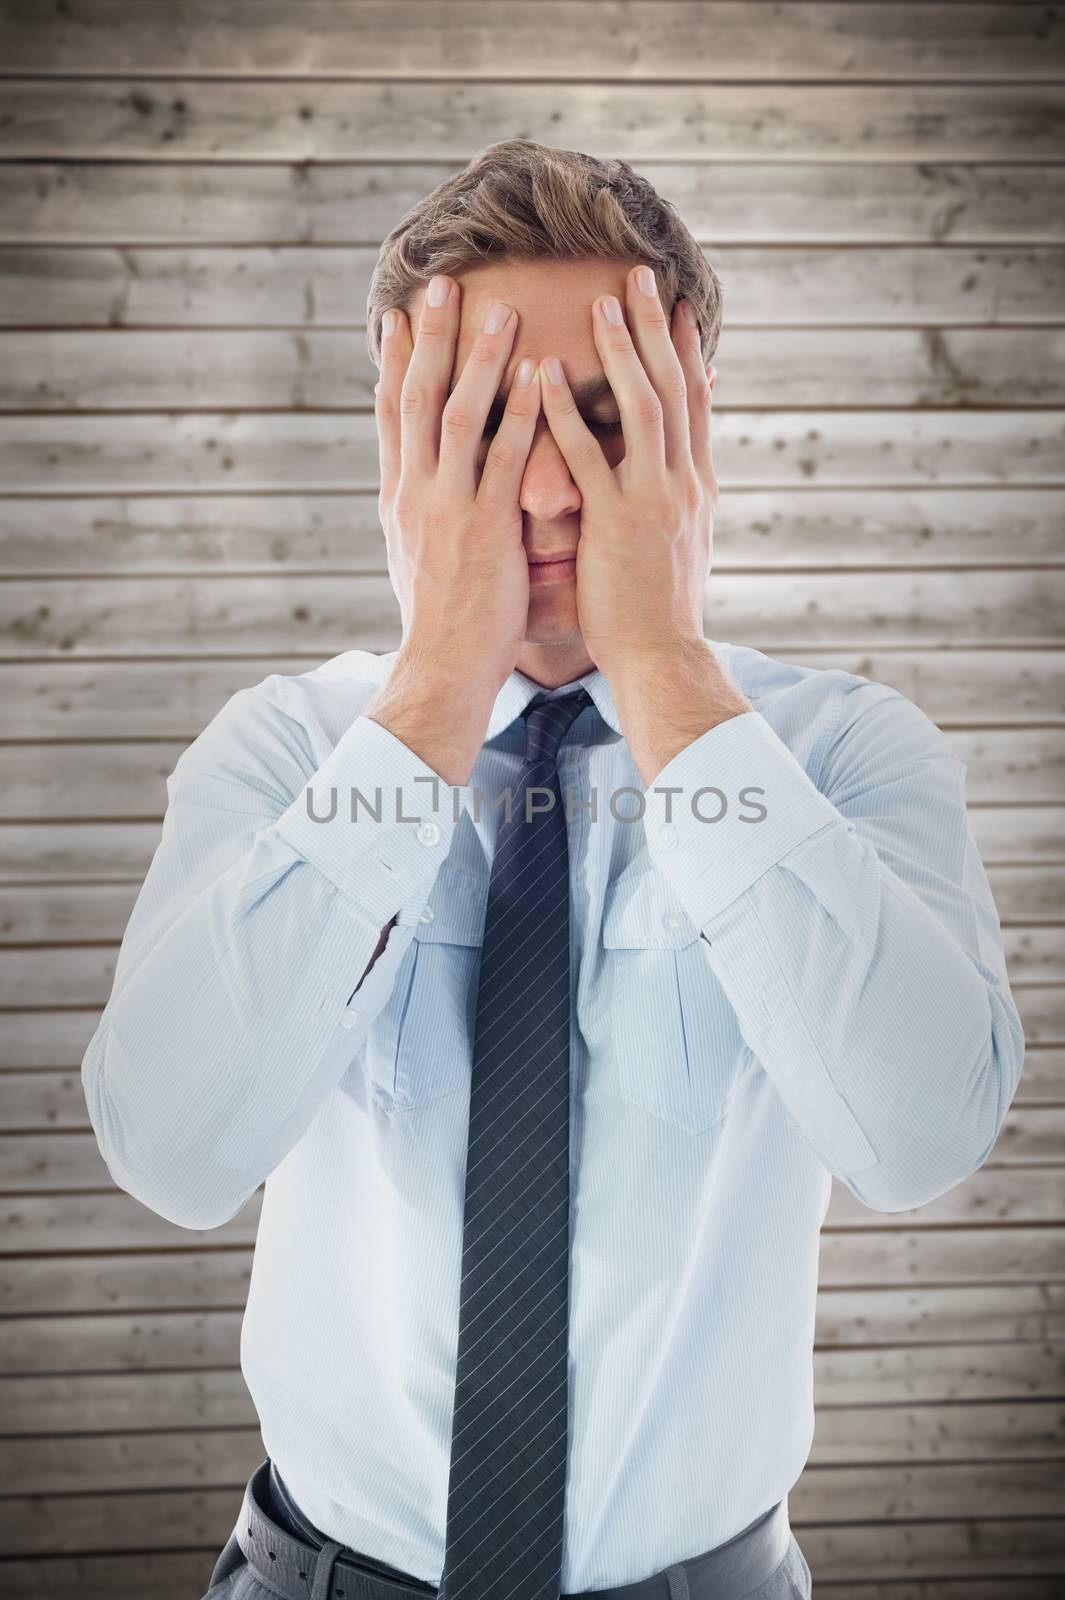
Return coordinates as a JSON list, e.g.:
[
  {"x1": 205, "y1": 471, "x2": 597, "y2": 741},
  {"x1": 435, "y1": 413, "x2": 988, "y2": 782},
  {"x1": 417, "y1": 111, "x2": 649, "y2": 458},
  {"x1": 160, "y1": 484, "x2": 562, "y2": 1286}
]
[
  {"x1": 538, "y1": 355, "x2": 617, "y2": 502},
  {"x1": 437, "y1": 298, "x2": 520, "y2": 495},
  {"x1": 626, "y1": 266, "x2": 691, "y2": 469},
  {"x1": 475, "y1": 356, "x2": 543, "y2": 514},
  {"x1": 401, "y1": 273, "x2": 460, "y2": 476},
  {"x1": 375, "y1": 306, "x2": 413, "y2": 508},
  {"x1": 592, "y1": 292, "x2": 666, "y2": 475},
  {"x1": 671, "y1": 297, "x2": 716, "y2": 487}
]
